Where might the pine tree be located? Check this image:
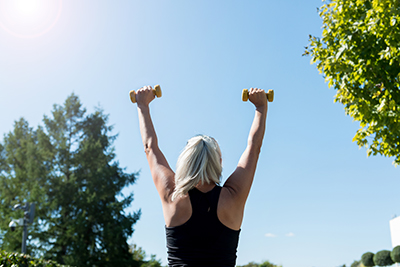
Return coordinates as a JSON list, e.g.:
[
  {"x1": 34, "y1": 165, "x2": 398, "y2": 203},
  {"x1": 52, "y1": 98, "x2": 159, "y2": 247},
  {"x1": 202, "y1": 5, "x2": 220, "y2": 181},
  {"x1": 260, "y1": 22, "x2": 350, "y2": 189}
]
[{"x1": 0, "y1": 118, "x2": 49, "y2": 254}]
